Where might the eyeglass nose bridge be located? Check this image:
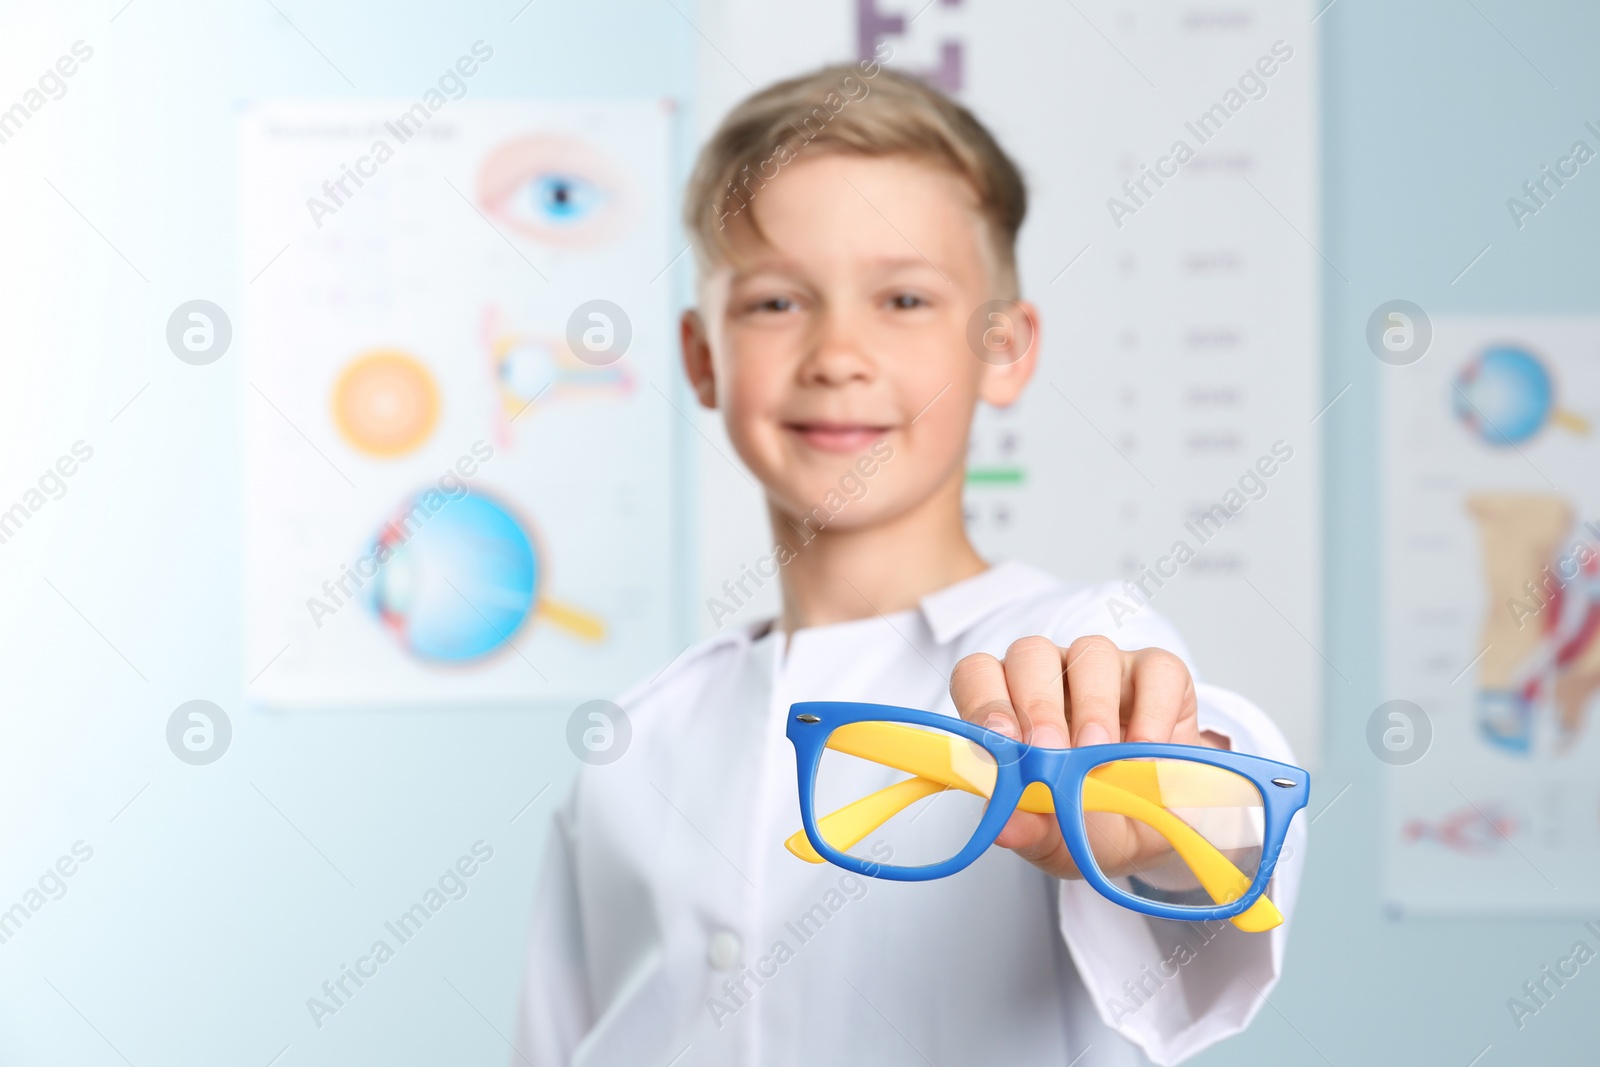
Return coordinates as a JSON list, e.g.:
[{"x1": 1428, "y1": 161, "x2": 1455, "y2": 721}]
[
  {"x1": 967, "y1": 742, "x2": 1074, "y2": 821},
  {"x1": 1010, "y1": 739, "x2": 1077, "y2": 790},
  {"x1": 950, "y1": 733, "x2": 1084, "y2": 804}
]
